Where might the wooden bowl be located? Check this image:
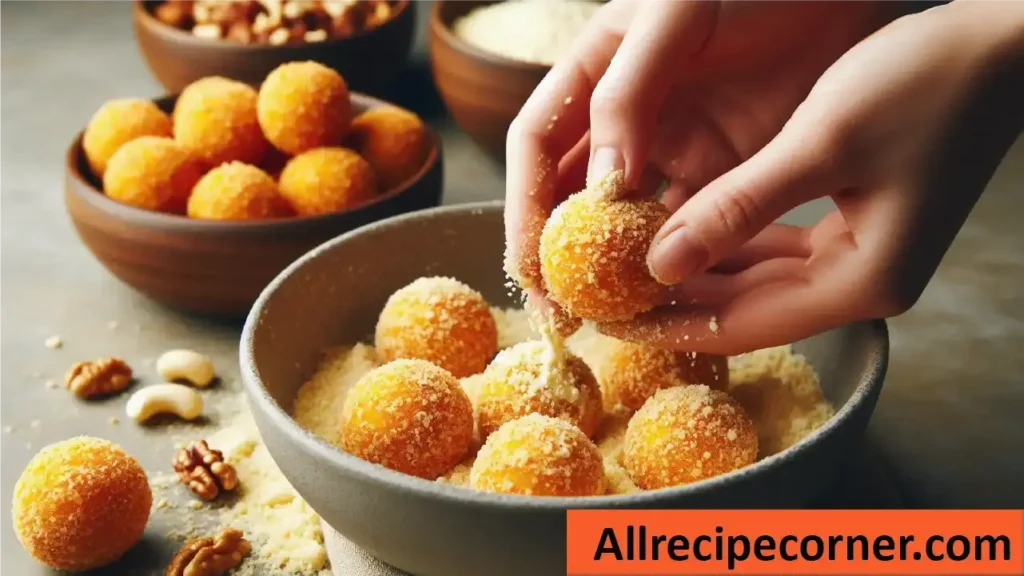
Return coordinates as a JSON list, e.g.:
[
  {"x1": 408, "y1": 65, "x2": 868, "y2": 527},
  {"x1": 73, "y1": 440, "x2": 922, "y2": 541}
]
[
  {"x1": 240, "y1": 202, "x2": 889, "y2": 576},
  {"x1": 133, "y1": 0, "x2": 416, "y2": 96},
  {"x1": 65, "y1": 93, "x2": 443, "y2": 319},
  {"x1": 429, "y1": 1, "x2": 549, "y2": 163}
]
